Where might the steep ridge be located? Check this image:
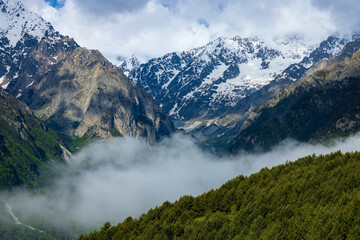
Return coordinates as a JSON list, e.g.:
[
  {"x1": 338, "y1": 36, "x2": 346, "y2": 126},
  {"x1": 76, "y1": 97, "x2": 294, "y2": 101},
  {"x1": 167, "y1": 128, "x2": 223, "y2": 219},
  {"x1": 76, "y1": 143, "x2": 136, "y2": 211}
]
[
  {"x1": 80, "y1": 151, "x2": 360, "y2": 239},
  {"x1": 0, "y1": 88, "x2": 68, "y2": 189},
  {"x1": 228, "y1": 43, "x2": 360, "y2": 153},
  {"x1": 0, "y1": 0, "x2": 174, "y2": 143}
]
